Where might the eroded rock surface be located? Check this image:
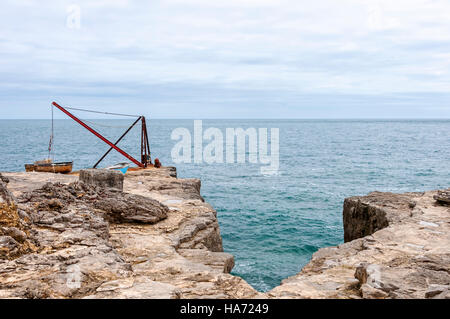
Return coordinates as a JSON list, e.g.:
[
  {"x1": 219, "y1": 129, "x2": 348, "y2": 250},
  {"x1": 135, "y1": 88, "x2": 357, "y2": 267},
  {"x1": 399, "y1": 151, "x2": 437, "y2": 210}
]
[
  {"x1": 79, "y1": 169, "x2": 124, "y2": 191},
  {"x1": 1, "y1": 168, "x2": 448, "y2": 299},
  {"x1": 434, "y1": 189, "x2": 450, "y2": 205},
  {"x1": 343, "y1": 191, "x2": 418, "y2": 242},
  {"x1": 268, "y1": 190, "x2": 450, "y2": 299},
  {"x1": 0, "y1": 168, "x2": 259, "y2": 299},
  {"x1": 0, "y1": 174, "x2": 38, "y2": 260}
]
